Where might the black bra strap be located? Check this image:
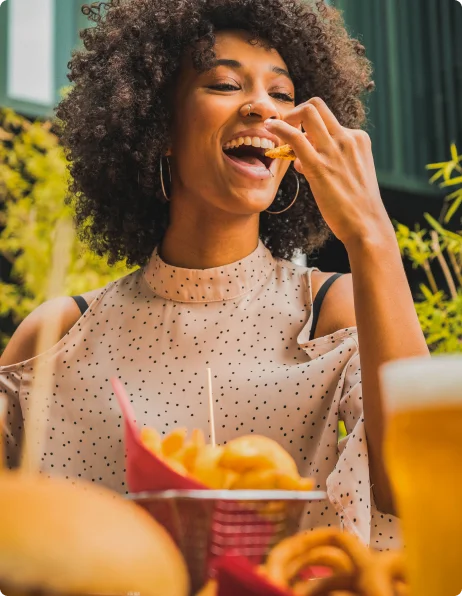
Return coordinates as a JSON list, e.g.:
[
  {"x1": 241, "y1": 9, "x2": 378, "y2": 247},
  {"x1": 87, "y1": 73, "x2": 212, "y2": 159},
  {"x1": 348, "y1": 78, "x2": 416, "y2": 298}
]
[
  {"x1": 309, "y1": 273, "x2": 344, "y2": 341},
  {"x1": 71, "y1": 295, "x2": 89, "y2": 316}
]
